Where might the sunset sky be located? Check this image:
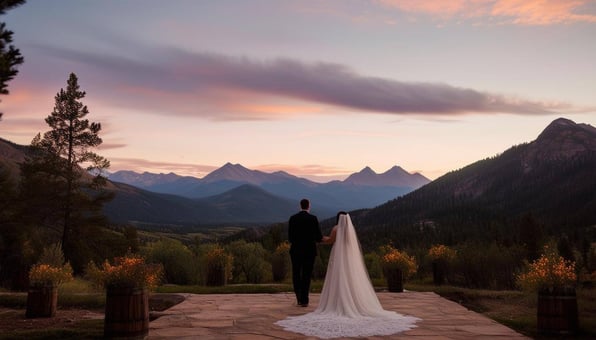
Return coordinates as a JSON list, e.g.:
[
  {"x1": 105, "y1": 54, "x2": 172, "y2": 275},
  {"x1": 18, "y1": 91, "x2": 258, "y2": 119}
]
[{"x1": 2, "y1": 0, "x2": 595, "y2": 181}]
